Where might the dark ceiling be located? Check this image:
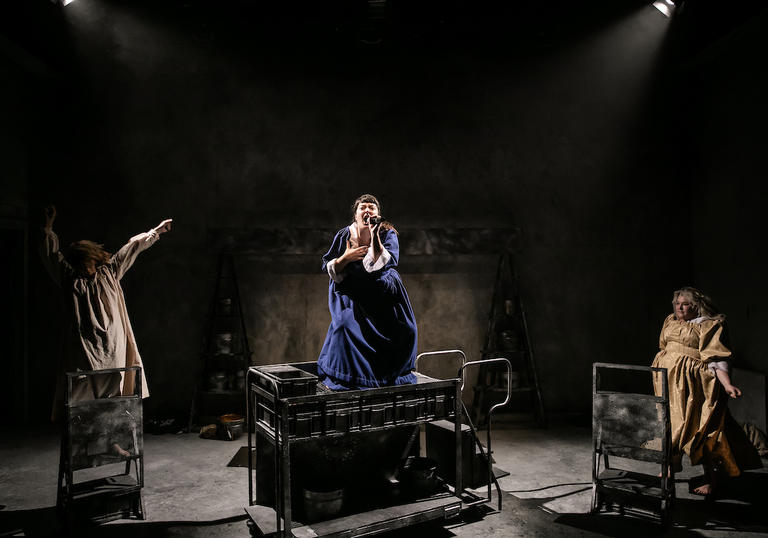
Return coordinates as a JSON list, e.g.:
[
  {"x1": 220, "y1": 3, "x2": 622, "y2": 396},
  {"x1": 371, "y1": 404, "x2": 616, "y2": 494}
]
[{"x1": 1, "y1": 0, "x2": 765, "y2": 75}]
